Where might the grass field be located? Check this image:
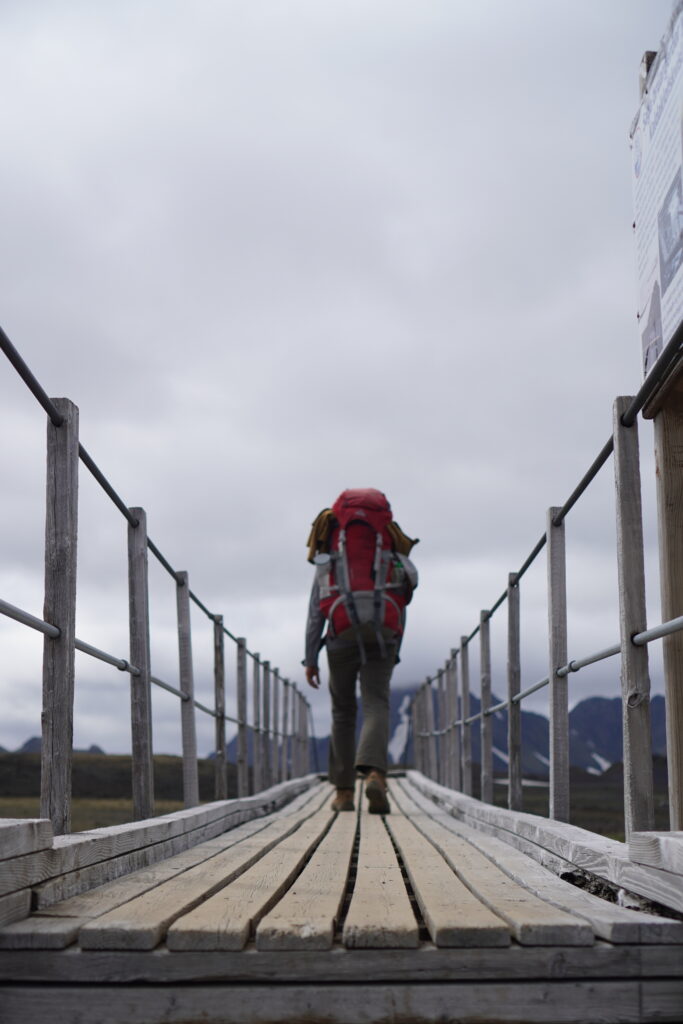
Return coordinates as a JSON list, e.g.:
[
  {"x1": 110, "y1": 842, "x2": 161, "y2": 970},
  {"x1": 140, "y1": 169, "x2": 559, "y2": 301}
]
[
  {"x1": 0, "y1": 753, "x2": 670, "y2": 838},
  {"x1": 0, "y1": 797, "x2": 185, "y2": 831}
]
